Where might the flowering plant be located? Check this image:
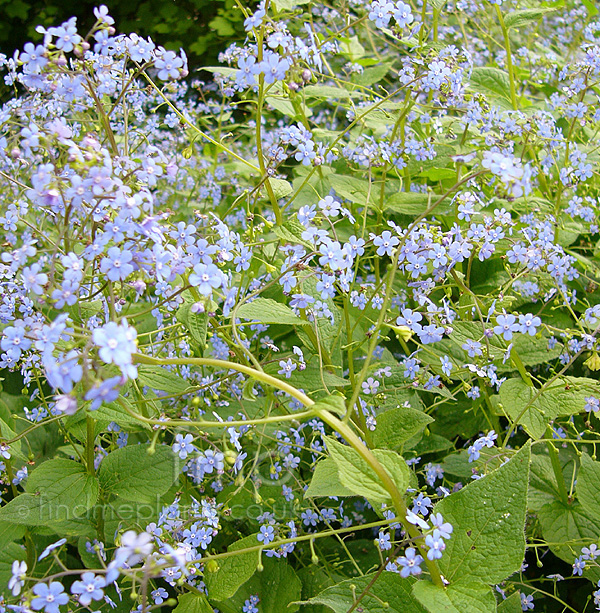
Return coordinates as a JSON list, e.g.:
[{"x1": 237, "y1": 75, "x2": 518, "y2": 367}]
[{"x1": 0, "y1": 0, "x2": 599, "y2": 611}]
